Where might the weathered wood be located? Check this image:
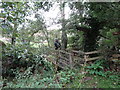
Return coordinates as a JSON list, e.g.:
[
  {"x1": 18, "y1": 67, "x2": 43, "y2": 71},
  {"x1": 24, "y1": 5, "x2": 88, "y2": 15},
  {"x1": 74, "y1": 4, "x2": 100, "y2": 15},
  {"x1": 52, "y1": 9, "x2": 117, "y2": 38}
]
[
  {"x1": 45, "y1": 49, "x2": 105, "y2": 69},
  {"x1": 72, "y1": 56, "x2": 84, "y2": 61},
  {"x1": 59, "y1": 56, "x2": 69, "y2": 61},
  {"x1": 59, "y1": 50, "x2": 71, "y2": 55},
  {"x1": 85, "y1": 50, "x2": 101, "y2": 55},
  {"x1": 112, "y1": 54, "x2": 120, "y2": 58},
  {"x1": 71, "y1": 50, "x2": 85, "y2": 55},
  {"x1": 111, "y1": 58, "x2": 120, "y2": 61},
  {"x1": 84, "y1": 55, "x2": 89, "y2": 61},
  {"x1": 69, "y1": 54, "x2": 73, "y2": 69},
  {"x1": 59, "y1": 57, "x2": 70, "y2": 64},
  {"x1": 86, "y1": 56, "x2": 103, "y2": 61}
]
